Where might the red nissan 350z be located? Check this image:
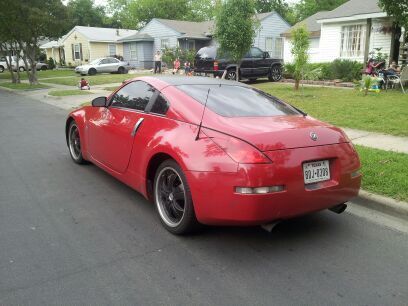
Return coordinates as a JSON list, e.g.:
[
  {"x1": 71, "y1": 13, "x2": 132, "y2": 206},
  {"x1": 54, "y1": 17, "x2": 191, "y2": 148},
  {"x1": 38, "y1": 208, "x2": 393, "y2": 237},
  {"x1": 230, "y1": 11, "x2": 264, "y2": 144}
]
[{"x1": 66, "y1": 76, "x2": 361, "y2": 234}]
